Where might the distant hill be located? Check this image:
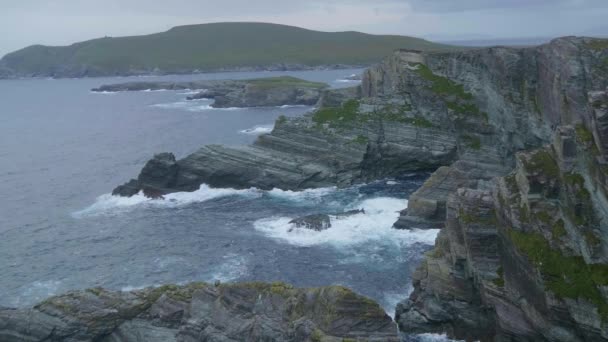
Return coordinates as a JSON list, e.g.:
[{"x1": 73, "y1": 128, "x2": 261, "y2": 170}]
[{"x1": 0, "y1": 22, "x2": 455, "y2": 79}]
